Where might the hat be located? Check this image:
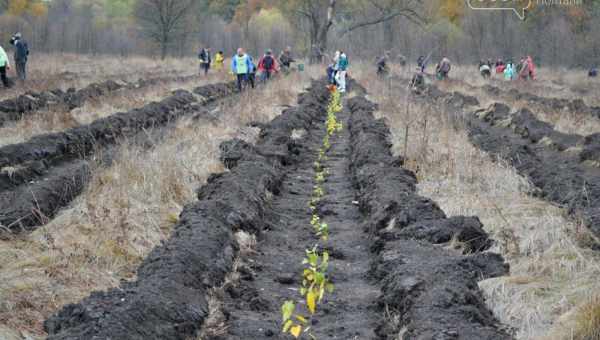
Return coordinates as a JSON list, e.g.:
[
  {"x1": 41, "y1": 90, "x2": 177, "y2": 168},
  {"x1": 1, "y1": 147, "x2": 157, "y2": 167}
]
[{"x1": 14, "y1": 32, "x2": 21, "y2": 38}]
